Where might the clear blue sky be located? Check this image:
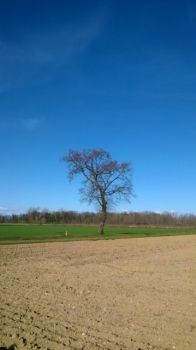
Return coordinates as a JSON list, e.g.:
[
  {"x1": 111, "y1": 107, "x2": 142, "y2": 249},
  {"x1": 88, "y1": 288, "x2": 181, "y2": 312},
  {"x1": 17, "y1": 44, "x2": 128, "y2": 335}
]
[{"x1": 0, "y1": 0, "x2": 196, "y2": 215}]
